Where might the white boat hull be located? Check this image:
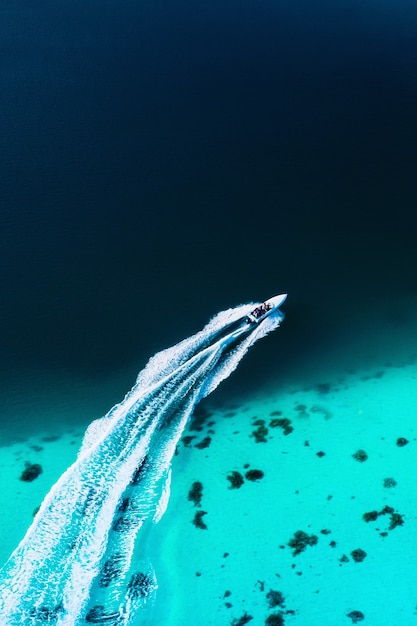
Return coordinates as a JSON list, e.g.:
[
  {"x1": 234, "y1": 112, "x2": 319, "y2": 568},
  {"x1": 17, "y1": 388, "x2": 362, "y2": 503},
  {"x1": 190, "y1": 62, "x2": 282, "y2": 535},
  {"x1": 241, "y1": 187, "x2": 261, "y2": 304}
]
[{"x1": 246, "y1": 293, "x2": 287, "y2": 324}]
